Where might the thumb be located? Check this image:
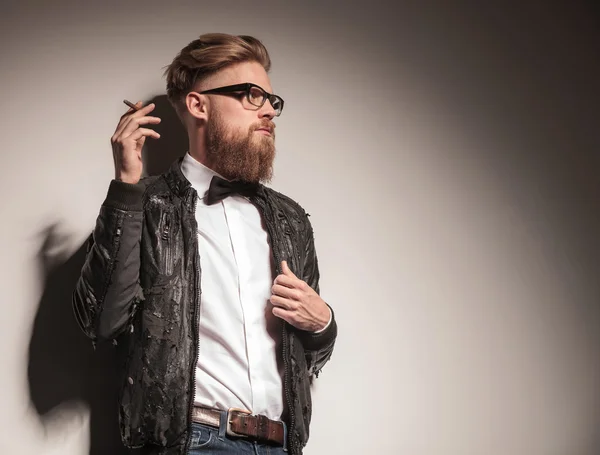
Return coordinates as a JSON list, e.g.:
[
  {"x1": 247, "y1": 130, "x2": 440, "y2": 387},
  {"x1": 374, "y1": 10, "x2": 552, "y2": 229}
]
[{"x1": 281, "y1": 260, "x2": 296, "y2": 277}]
